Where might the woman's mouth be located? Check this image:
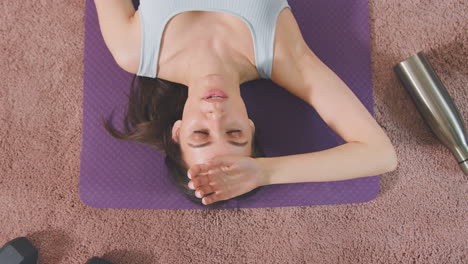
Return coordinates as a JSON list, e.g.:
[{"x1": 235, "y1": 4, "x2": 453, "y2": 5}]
[
  {"x1": 202, "y1": 89, "x2": 228, "y2": 99},
  {"x1": 203, "y1": 96, "x2": 227, "y2": 103}
]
